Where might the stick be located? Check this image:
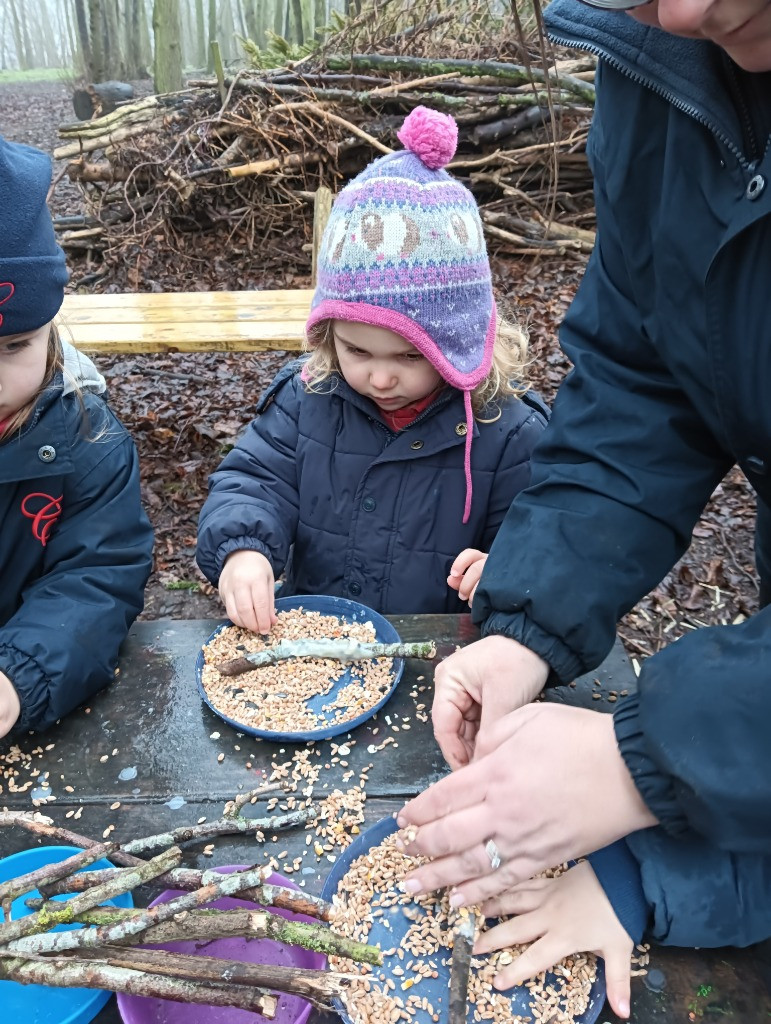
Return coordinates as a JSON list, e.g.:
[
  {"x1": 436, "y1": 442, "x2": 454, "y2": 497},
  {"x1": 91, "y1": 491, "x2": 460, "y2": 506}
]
[
  {"x1": 215, "y1": 639, "x2": 437, "y2": 677},
  {"x1": 1, "y1": 811, "x2": 332, "y2": 920},
  {"x1": 119, "y1": 806, "x2": 316, "y2": 855},
  {"x1": 6, "y1": 863, "x2": 273, "y2": 954},
  {"x1": 448, "y1": 908, "x2": 478, "y2": 1024},
  {"x1": 64, "y1": 944, "x2": 342, "y2": 1004},
  {"x1": 0, "y1": 841, "x2": 117, "y2": 920},
  {"x1": 20, "y1": 905, "x2": 382, "y2": 964},
  {"x1": 0, "y1": 956, "x2": 278, "y2": 1016},
  {"x1": 0, "y1": 846, "x2": 181, "y2": 946}
]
